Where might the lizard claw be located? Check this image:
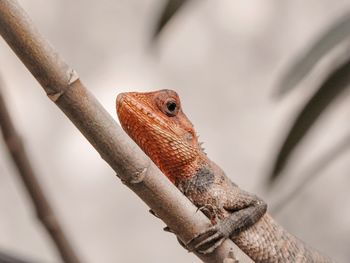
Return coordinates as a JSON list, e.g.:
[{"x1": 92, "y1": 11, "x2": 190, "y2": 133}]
[{"x1": 186, "y1": 225, "x2": 227, "y2": 254}]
